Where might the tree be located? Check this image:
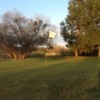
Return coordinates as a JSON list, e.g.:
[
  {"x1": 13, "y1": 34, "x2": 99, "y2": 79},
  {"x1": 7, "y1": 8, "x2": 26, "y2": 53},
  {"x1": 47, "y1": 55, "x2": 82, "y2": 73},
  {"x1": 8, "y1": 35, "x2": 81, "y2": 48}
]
[
  {"x1": 0, "y1": 11, "x2": 55, "y2": 59},
  {"x1": 60, "y1": 0, "x2": 100, "y2": 57},
  {"x1": 80, "y1": 0, "x2": 100, "y2": 56}
]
